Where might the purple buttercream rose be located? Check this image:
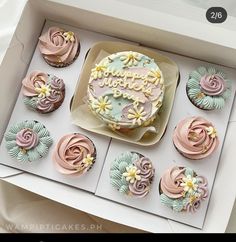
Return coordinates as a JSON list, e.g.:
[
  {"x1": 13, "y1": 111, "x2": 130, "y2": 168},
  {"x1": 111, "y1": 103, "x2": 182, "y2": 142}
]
[
  {"x1": 200, "y1": 74, "x2": 225, "y2": 96},
  {"x1": 16, "y1": 128, "x2": 39, "y2": 150}
]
